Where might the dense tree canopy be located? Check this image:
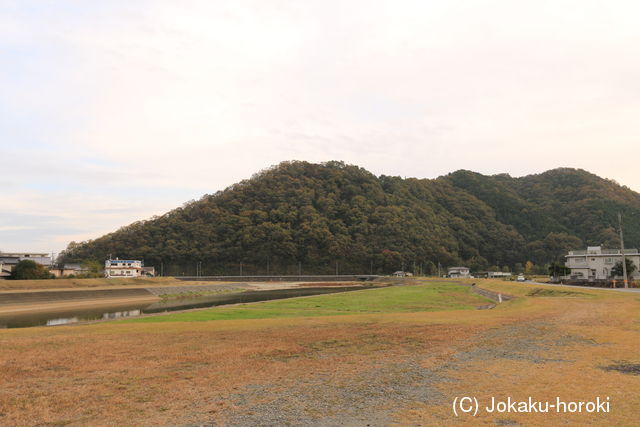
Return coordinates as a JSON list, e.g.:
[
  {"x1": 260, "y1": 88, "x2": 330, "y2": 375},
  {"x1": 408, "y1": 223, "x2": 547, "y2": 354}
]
[{"x1": 58, "y1": 161, "x2": 640, "y2": 275}]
